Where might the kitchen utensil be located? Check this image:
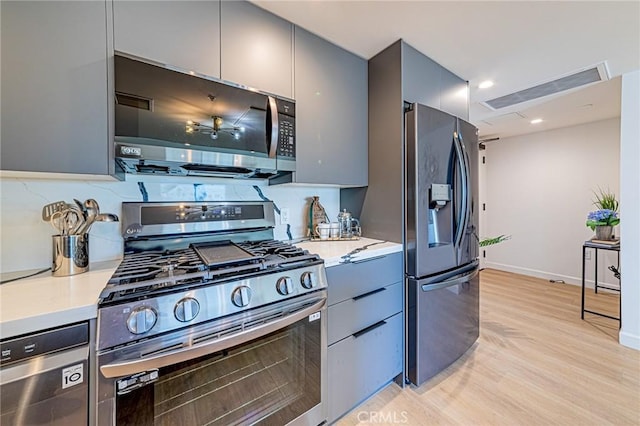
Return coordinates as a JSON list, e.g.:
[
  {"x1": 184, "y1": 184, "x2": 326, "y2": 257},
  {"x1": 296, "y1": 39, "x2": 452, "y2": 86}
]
[
  {"x1": 63, "y1": 208, "x2": 83, "y2": 235},
  {"x1": 94, "y1": 213, "x2": 119, "y2": 222},
  {"x1": 42, "y1": 201, "x2": 67, "y2": 222},
  {"x1": 50, "y1": 210, "x2": 66, "y2": 235},
  {"x1": 76, "y1": 199, "x2": 99, "y2": 235},
  {"x1": 73, "y1": 198, "x2": 87, "y2": 217}
]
